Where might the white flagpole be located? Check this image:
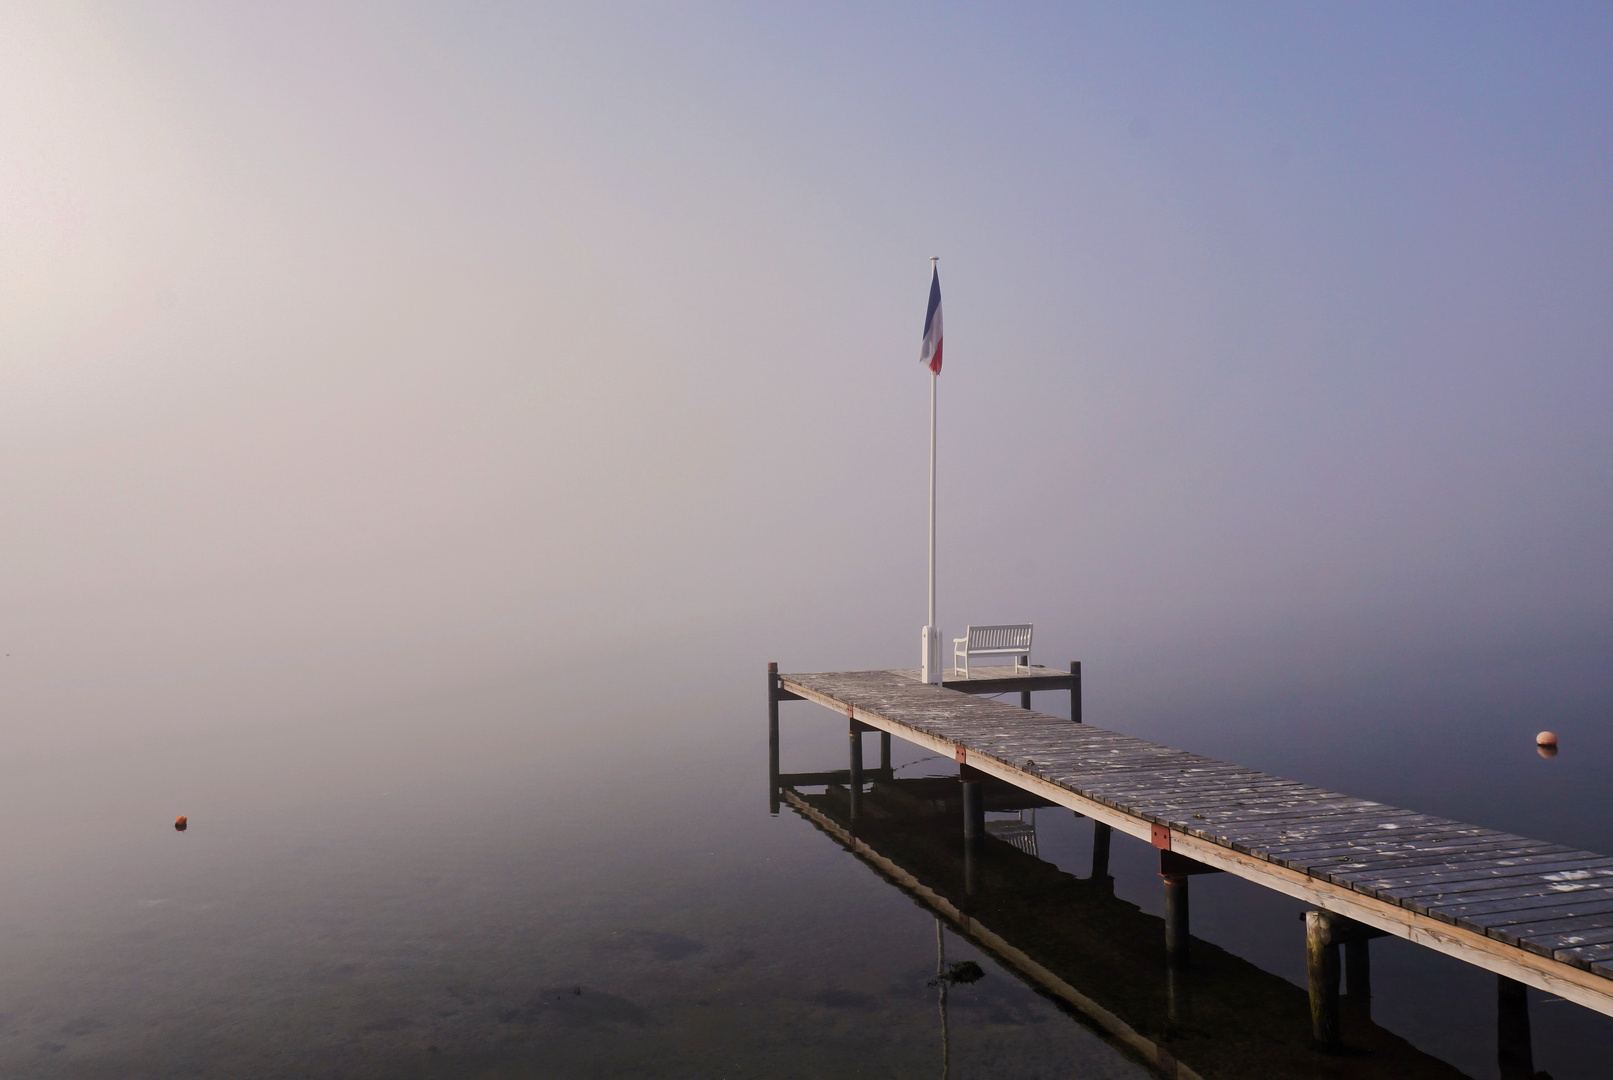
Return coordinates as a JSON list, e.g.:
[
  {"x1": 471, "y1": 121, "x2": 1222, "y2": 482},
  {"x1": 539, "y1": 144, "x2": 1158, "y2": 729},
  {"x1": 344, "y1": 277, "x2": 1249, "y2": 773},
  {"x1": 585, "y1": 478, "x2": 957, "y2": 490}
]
[
  {"x1": 922, "y1": 256, "x2": 941, "y2": 685},
  {"x1": 928, "y1": 361, "x2": 937, "y2": 638}
]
